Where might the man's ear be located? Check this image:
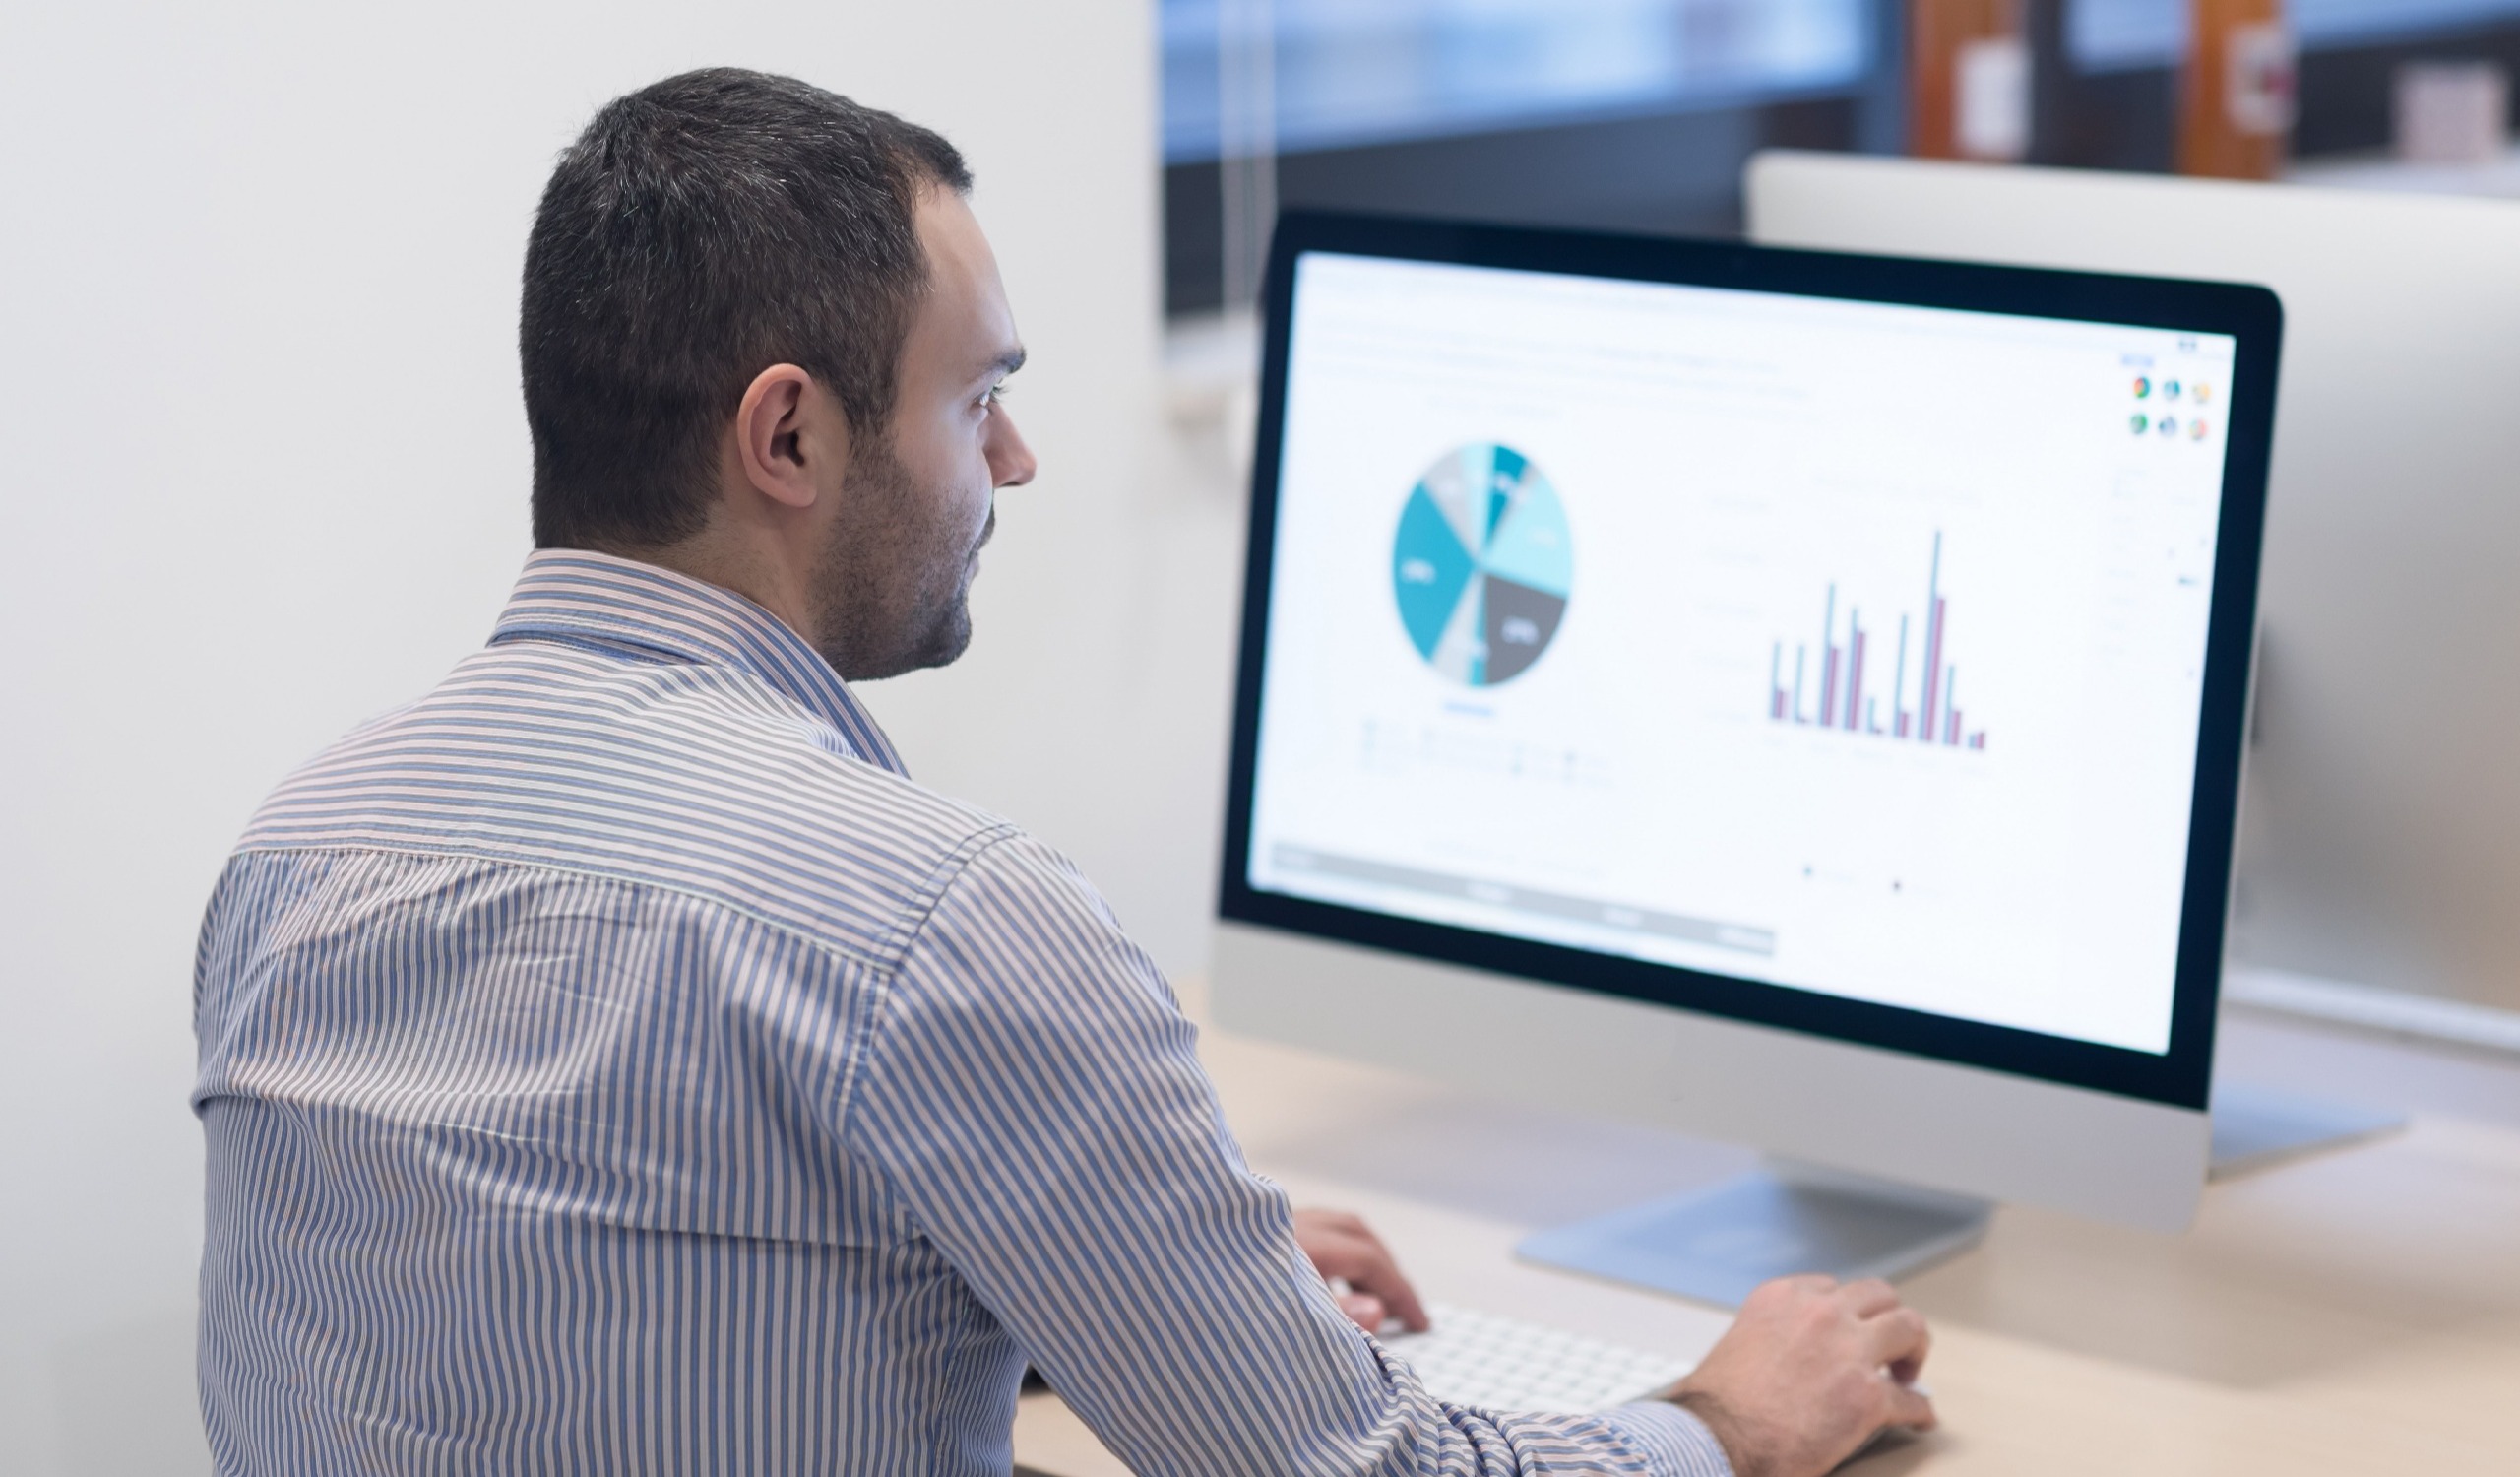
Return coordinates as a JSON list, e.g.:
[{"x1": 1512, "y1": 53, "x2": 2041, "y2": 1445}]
[{"x1": 732, "y1": 363, "x2": 848, "y2": 513}]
